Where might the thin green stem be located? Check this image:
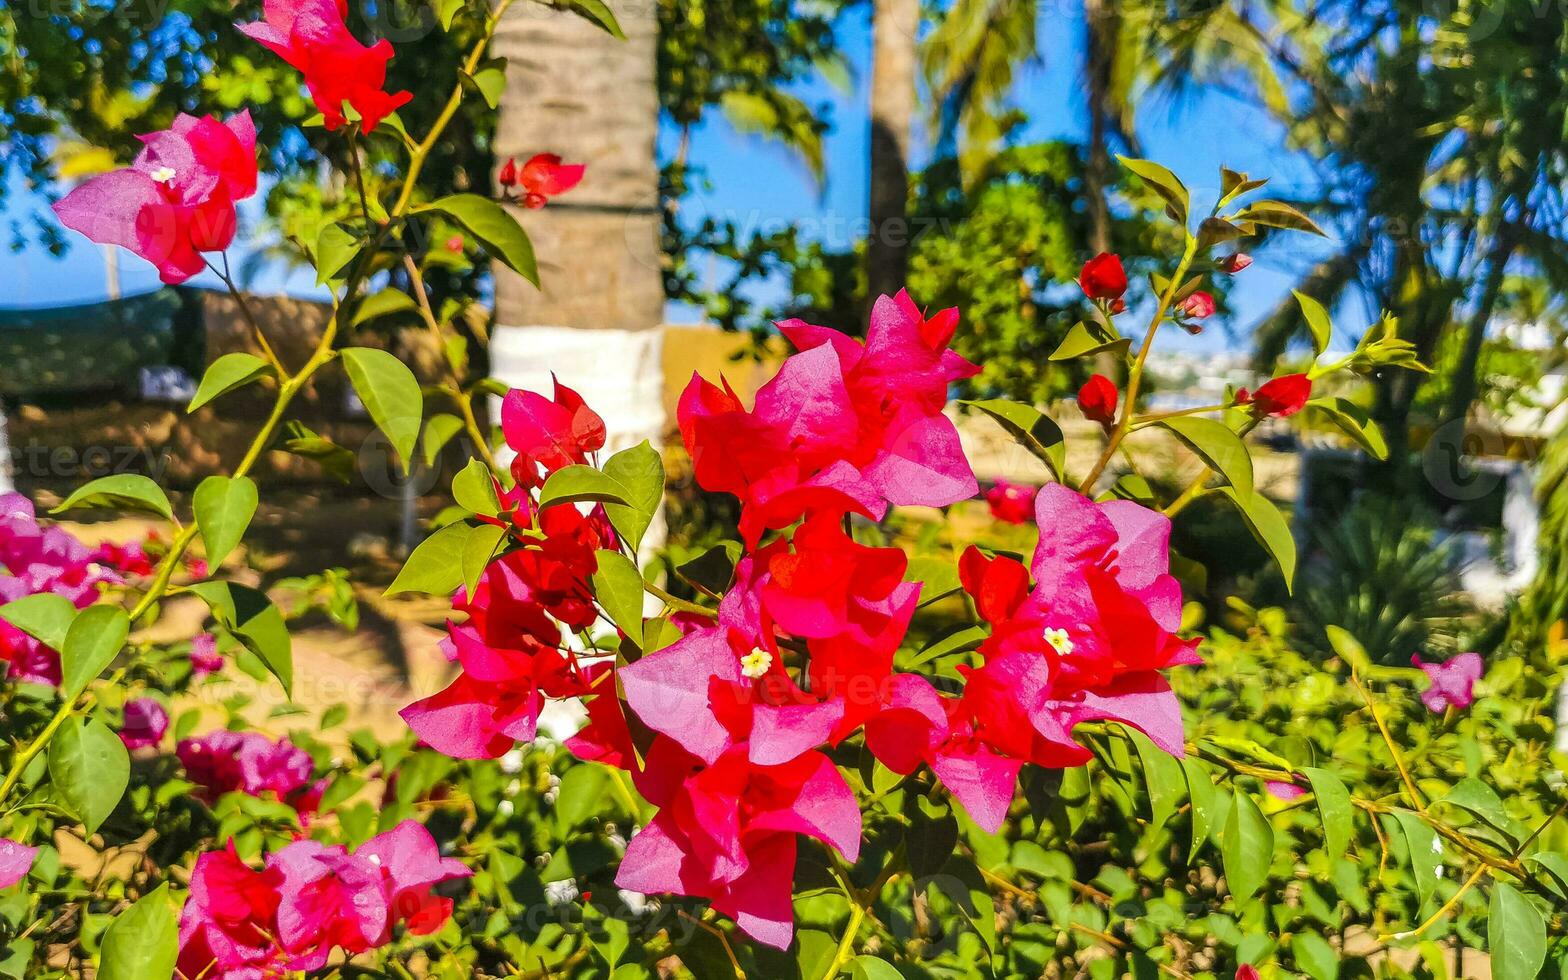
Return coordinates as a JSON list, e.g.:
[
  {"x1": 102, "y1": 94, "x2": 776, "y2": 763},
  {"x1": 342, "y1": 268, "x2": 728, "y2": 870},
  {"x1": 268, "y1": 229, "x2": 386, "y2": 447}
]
[{"x1": 401, "y1": 252, "x2": 500, "y2": 473}]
